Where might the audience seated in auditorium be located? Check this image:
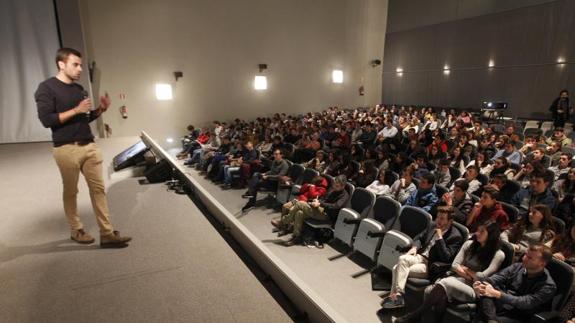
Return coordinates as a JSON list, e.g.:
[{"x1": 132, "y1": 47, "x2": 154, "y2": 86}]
[
  {"x1": 379, "y1": 206, "x2": 464, "y2": 311},
  {"x1": 175, "y1": 102, "x2": 575, "y2": 321},
  {"x1": 392, "y1": 221, "x2": 504, "y2": 323},
  {"x1": 271, "y1": 175, "x2": 349, "y2": 246}
]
